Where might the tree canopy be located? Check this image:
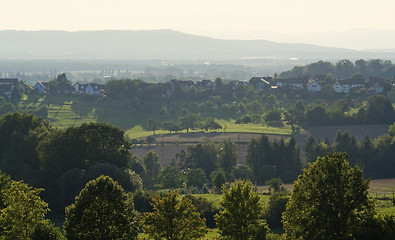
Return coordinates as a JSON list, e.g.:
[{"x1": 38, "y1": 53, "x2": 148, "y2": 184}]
[
  {"x1": 142, "y1": 190, "x2": 207, "y2": 240},
  {"x1": 64, "y1": 175, "x2": 138, "y2": 240},
  {"x1": 215, "y1": 180, "x2": 269, "y2": 240},
  {"x1": 0, "y1": 180, "x2": 51, "y2": 239},
  {"x1": 283, "y1": 153, "x2": 375, "y2": 240}
]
